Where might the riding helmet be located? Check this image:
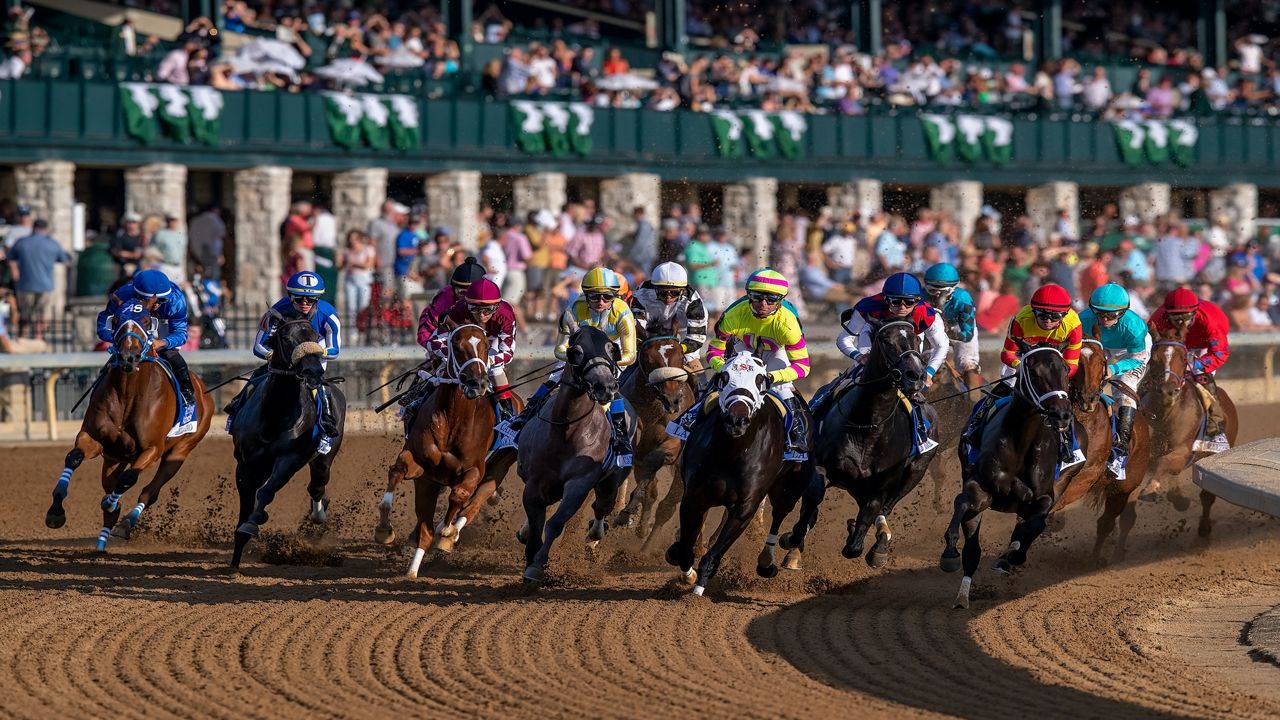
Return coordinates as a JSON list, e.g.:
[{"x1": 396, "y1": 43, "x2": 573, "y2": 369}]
[
  {"x1": 1164, "y1": 287, "x2": 1200, "y2": 312},
  {"x1": 923, "y1": 263, "x2": 961, "y2": 288},
  {"x1": 582, "y1": 267, "x2": 622, "y2": 293},
  {"x1": 745, "y1": 268, "x2": 789, "y2": 296},
  {"x1": 132, "y1": 269, "x2": 172, "y2": 298},
  {"x1": 465, "y1": 278, "x2": 502, "y2": 305},
  {"x1": 450, "y1": 257, "x2": 486, "y2": 287},
  {"x1": 285, "y1": 270, "x2": 325, "y2": 297},
  {"x1": 882, "y1": 272, "x2": 924, "y2": 301},
  {"x1": 650, "y1": 262, "x2": 688, "y2": 288},
  {"x1": 1029, "y1": 284, "x2": 1072, "y2": 312},
  {"x1": 1089, "y1": 283, "x2": 1130, "y2": 313}
]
